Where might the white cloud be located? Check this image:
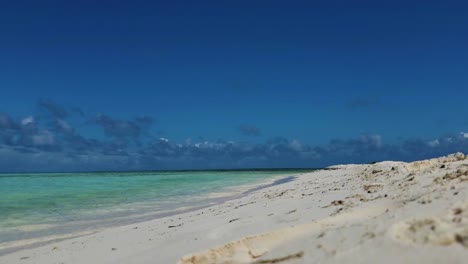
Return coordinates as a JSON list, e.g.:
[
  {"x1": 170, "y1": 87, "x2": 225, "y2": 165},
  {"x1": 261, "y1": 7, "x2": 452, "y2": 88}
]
[
  {"x1": 359, "y1": 134, "x2": 382, "y2": 148},
  {"x1": 461, "y1": 132, "x2": 468, "y2": 139},
  {"x1": 372, "y1": 135, "x2": 383, "y2": 148},
  {"x1": 427, "y1": 139, "x2": 440, "y2": 147},
  {"x1": 57, "y1": 119, "x2": 73, "y2": 133},
  {"x1": 289, "y1": 139, "x2": 302, "y2": 151},
  {"x1": 21, "y1": 116, "x2": 34, "y2": 126},
  {"x1": 32, "y1": 131, "x2": 55, "y2": 146}
]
